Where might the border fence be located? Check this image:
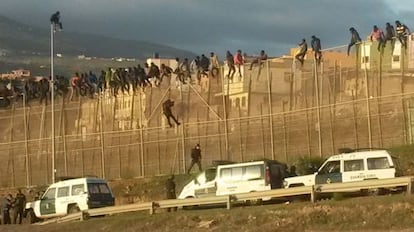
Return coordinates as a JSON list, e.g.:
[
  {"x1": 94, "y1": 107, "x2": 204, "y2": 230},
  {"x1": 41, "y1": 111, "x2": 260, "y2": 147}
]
[{"x1": 0, "y1": 41, "x2": 414, "y2": 188}]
